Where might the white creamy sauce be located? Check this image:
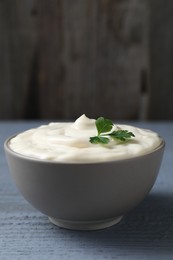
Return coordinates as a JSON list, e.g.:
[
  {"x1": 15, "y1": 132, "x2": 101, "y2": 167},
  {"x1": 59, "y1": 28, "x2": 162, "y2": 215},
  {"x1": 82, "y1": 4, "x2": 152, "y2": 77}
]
[{"x1": 10, "y1": 115, "x2": 162, "y2": 163}]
